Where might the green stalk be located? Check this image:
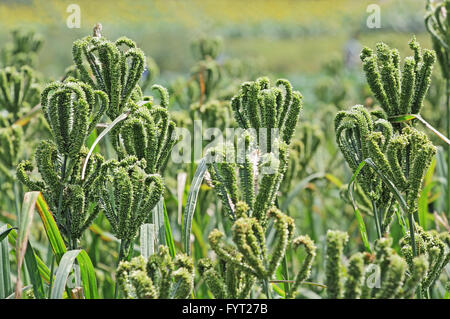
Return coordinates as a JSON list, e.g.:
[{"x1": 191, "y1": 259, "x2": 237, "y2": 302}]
[
  {"x1": 114, "y1": 239, "x2": 130, "y2": 299},
  {"x1": 262, "y1": 279, "x2": 271, "y2": 299},
  {"x1": 13, "y1": 181, "x2": 21, "y2": 217},
  {"x1": 408, "y1": 214, "x2": 417, "y2": 257},
  {"x1": 372, "y1": 200, "x2": 382, "y2": 239}
]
